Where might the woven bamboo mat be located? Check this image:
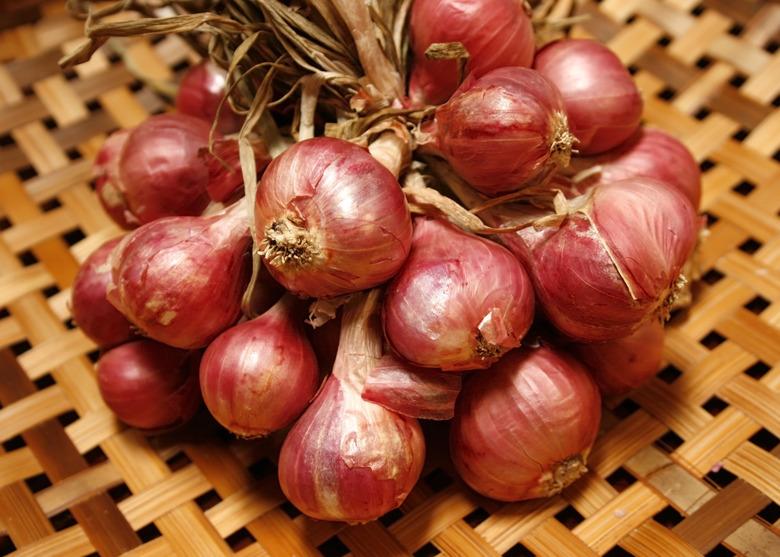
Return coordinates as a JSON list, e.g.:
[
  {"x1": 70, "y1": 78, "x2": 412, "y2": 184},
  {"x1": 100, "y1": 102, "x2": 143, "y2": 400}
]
[{"x1": 0, "y1": 1, "x2": 779, "y2": 556}]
